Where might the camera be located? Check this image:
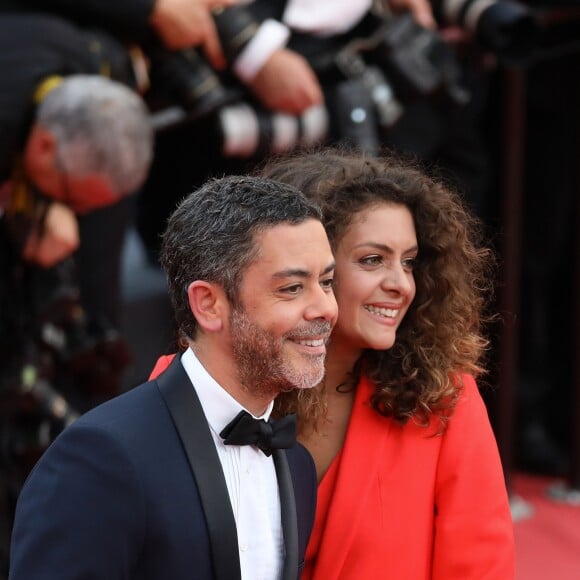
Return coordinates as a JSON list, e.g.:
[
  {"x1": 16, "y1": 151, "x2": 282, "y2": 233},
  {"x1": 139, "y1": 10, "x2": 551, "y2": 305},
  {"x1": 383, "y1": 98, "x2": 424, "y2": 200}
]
[
  {"x1": 213, "y1": 5, "x2": 261, "y2": 63},
  {"x1": 146, "y1": 43, "x2": 240, "y2": 119},
  {"x1": 150, "y1": 98, "x2": 330, "y2": 158},
  {"x1": 145, "y1": 5, "x2": 260, "y2": 119},
  {"x1": 363, "y1": 13, "x2": 471, "y2": 105},
  {"x1": 311, "y1": 11, "x2": 471, "y2": 154},
  {"x1": 0, "y1": 362, "x2": 80, "y2": 466},
  {"x1": 215, "y1": 102, "x2": 329, "y2": 158},
  {"x1": 32, "y1": 261, "x2": 133, "y2": 402},
  {"x1": 432, "y1": 0, "x2": 539, "y2": 62}
]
